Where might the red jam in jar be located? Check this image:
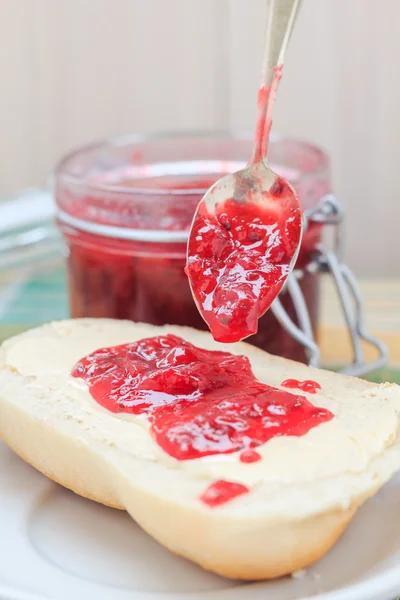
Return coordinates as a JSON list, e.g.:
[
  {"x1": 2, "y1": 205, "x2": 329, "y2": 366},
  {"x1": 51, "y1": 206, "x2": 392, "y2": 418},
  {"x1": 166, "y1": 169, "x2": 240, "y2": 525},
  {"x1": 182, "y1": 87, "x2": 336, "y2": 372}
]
[{"x1": 56, "y1": 134, "x2": 331, "y2": 362}]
